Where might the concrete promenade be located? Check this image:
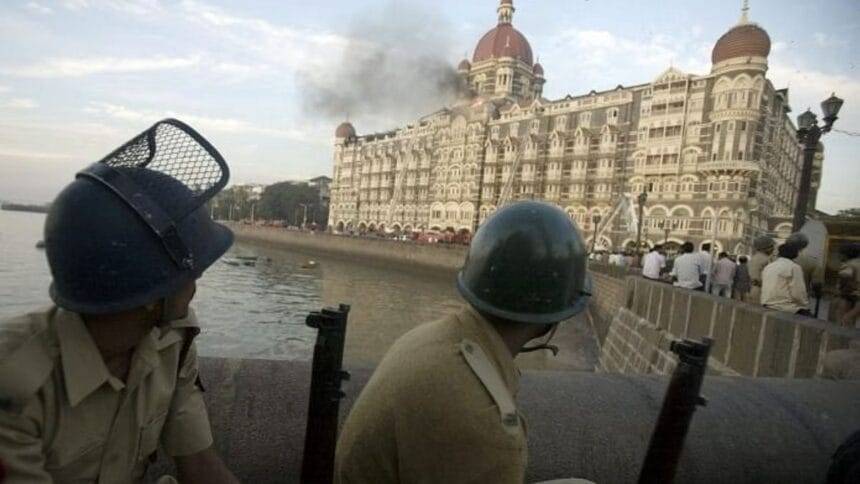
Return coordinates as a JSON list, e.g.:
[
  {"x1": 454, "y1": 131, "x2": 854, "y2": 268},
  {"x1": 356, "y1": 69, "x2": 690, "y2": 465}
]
[
  {"x1": 148, "y1": 357, "x2": 860, "y2": 483},
  {"x1": 225, "y1": 223, "x2": 466, "y2": 273}
]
